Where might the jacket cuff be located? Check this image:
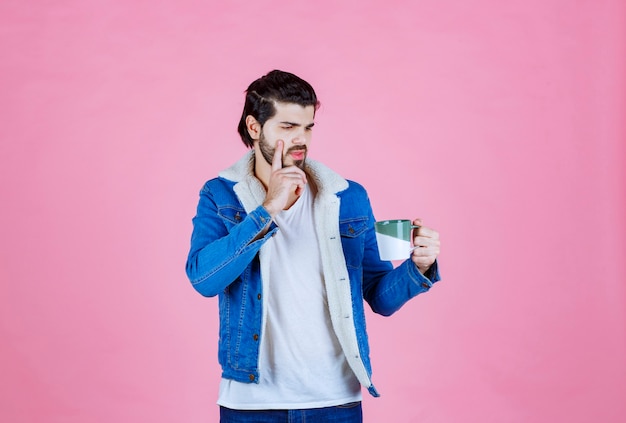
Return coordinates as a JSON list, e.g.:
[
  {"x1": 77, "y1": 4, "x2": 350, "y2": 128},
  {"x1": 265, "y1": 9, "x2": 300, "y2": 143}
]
[
  {"x1": 249, "y1": 205, "x2": 272, "y2": 230},
  {"x1": 406, "y1": 259, "x2": 441, "y2": 292}
]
